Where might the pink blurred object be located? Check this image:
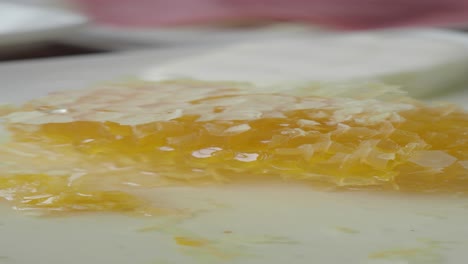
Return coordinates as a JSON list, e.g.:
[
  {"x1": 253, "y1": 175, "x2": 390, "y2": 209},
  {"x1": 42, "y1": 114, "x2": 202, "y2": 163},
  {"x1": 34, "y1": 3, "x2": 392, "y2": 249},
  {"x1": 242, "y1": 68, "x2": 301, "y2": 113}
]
[{"x1": 73, "y1": 0, "x2": 468, "y2": 29}]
